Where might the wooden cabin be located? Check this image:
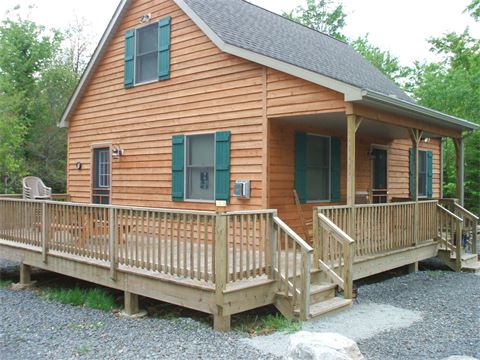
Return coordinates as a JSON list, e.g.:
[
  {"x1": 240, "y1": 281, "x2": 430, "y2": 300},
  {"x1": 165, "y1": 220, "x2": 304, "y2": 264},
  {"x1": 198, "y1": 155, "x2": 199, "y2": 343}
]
[{"x1": 1, "y1": 0, "x2": 478, "y2": 331}]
